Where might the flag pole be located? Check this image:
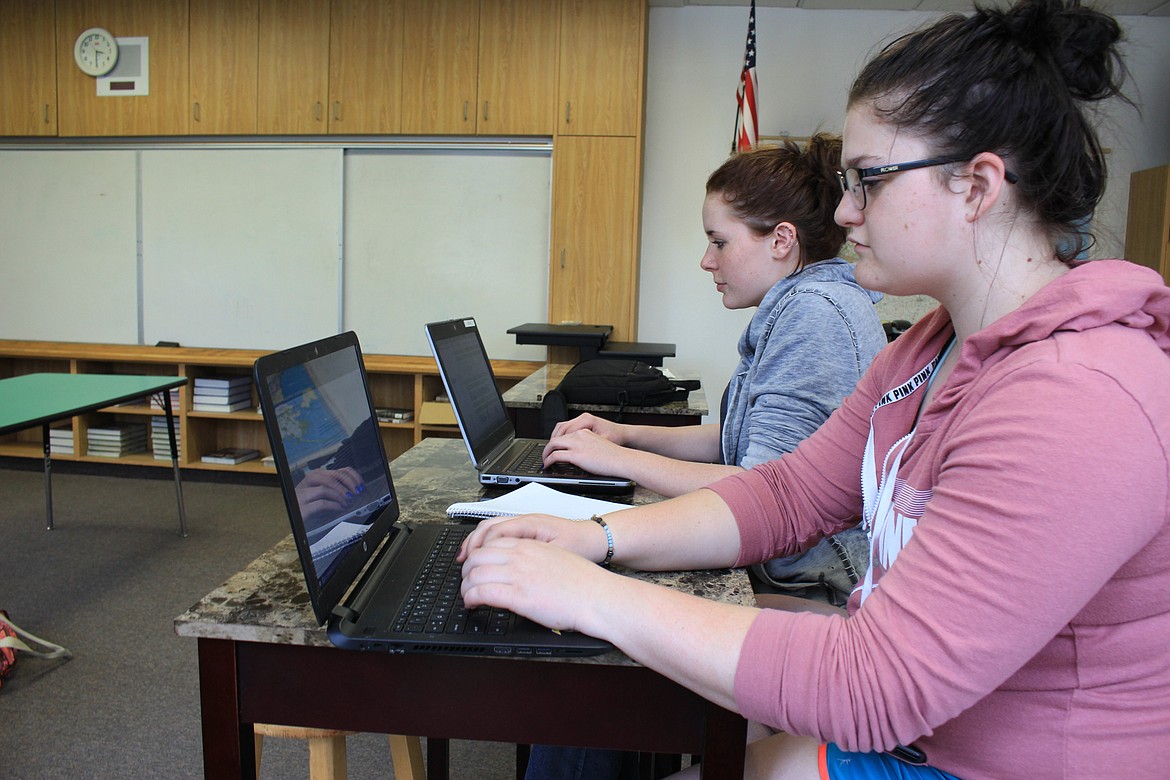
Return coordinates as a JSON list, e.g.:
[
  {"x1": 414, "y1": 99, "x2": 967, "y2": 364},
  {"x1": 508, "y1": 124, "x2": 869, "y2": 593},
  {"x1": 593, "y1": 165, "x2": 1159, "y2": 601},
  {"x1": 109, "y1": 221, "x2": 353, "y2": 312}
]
[{"x1": 732, "y1": 0, "x2": 758, "y2": 154}]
